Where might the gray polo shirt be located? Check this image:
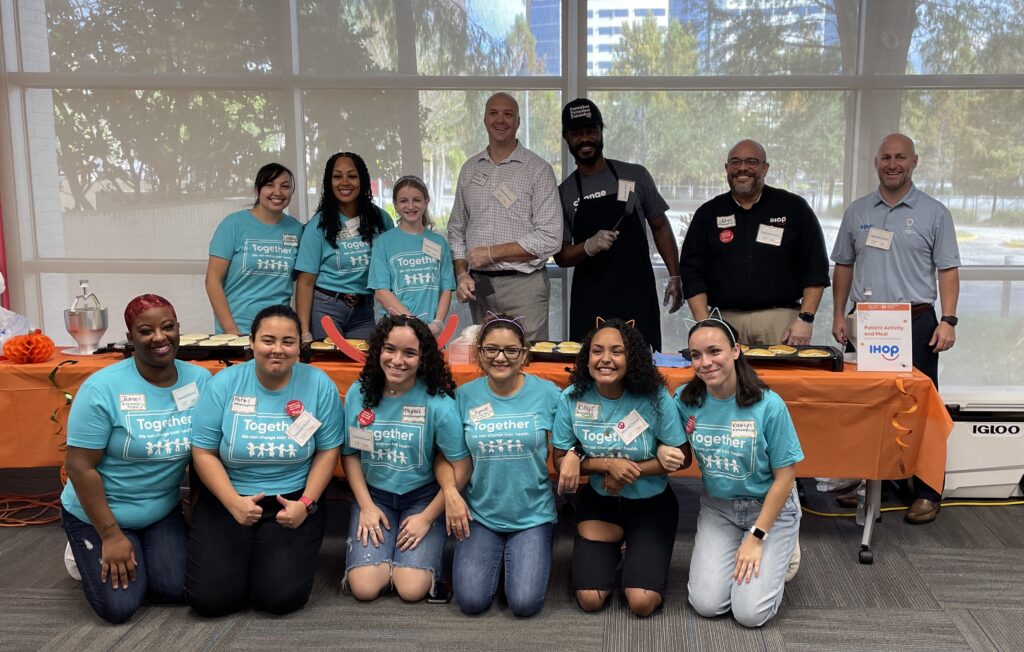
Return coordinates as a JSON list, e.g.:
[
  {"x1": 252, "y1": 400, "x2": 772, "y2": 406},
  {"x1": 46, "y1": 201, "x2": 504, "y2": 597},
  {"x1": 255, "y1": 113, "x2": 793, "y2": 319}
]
[{"x1": 831, "y1": 185, "x2": 960, "y2": 307}]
